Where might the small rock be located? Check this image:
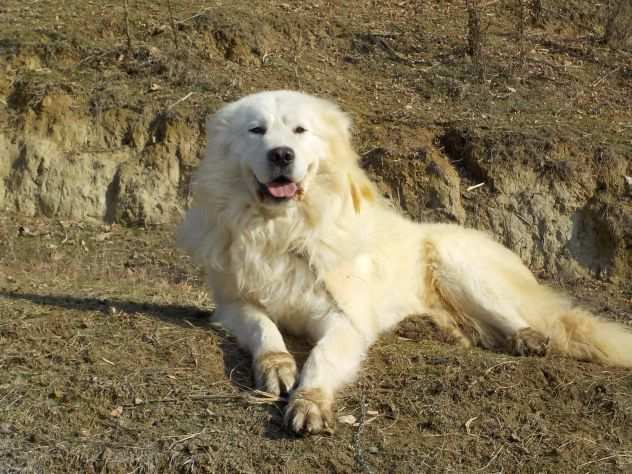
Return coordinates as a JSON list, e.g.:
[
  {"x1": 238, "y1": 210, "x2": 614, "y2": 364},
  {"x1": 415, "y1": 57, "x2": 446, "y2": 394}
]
[
  {"x1": 368, "y1": 446, "x2": 379, "y2": 454},
  {"x1": 110, "y1": 406, "x2": 123, "y2": 417},
  {"x1": 338, "y1": 414, "x2": 357, "y2": 426},
  {"x1": 0, "y1": 423, "x2": 13, "y2": 434},
  {"x1": 134, "y1": 397, "x2": 143, "y2": 405},
  {"x1": 94, "y1": 232, "x2": 111, "y2": 242},
  {"x1": 18, "y1": 226, "x2": 36, "y2": 237}
]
